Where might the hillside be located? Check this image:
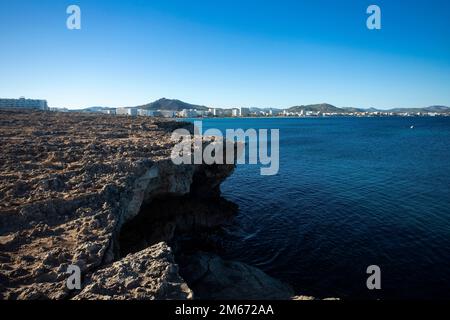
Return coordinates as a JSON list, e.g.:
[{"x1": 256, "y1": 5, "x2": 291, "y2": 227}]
[
  {"x1": 341, "y1": 107, "x2": 366, "y2": 113},
  {"x1": 423, "y1": 105, "x2": 450, "y2": 112},
  {"x1": 137, "y1": 98, "x2": 208, "y2": 111},
  {"x1": 287, "y1": 104, "x2": 449, "y2": 114},
  {"x1": 387, "y1": 106, "x2": 450, "y2": 113},
  {"x1": 287, "y1": 103, "x2": 344, "y2": 113},
  {"x1": 72, "y1": 106, "x2": 116, "y2": 113}
]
